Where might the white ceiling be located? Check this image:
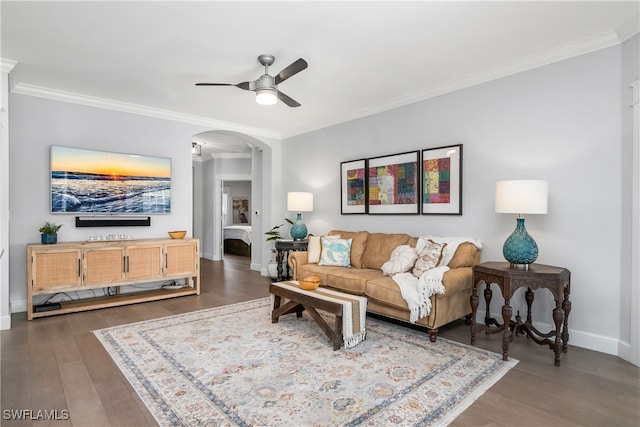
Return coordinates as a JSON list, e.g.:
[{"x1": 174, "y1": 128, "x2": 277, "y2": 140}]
[{"x1": 2, "y1": 1, "x2": 639, "y2": 143}]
